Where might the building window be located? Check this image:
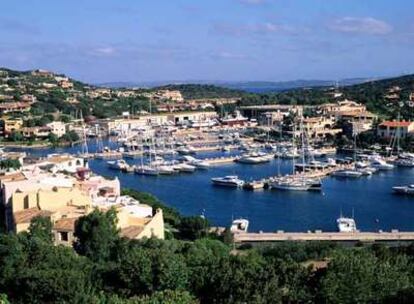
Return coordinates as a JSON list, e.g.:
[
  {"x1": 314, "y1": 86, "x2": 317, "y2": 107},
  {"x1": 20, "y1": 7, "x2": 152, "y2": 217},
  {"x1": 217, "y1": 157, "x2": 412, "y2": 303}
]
[
  {"x1": 59, "y1": 231, "x2": 69, "y2": 242},
  {"x1": 23, "y1": 196, "x2": 29, "y2": 209}
]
